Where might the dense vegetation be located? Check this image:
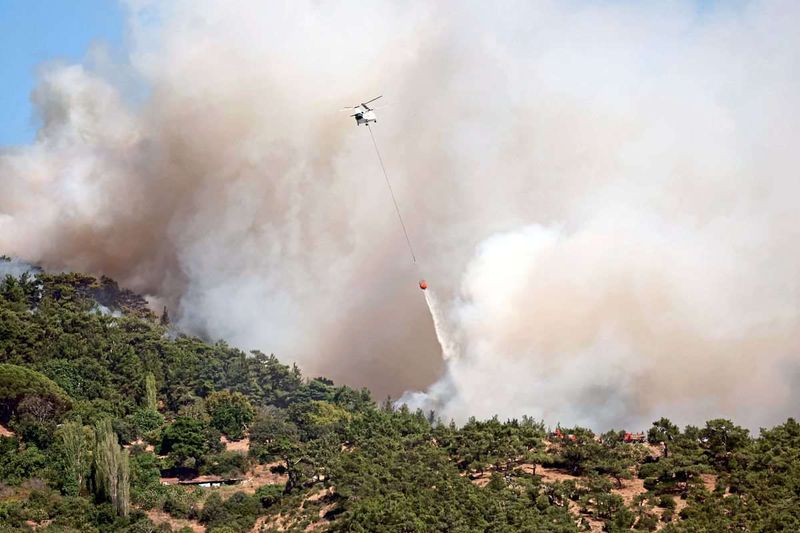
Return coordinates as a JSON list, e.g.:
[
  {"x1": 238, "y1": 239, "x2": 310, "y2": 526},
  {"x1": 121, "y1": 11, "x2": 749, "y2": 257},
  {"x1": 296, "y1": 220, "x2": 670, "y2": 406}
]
[{"x1": 0, "y1": 262, "x2": 798, "y2": 532}]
